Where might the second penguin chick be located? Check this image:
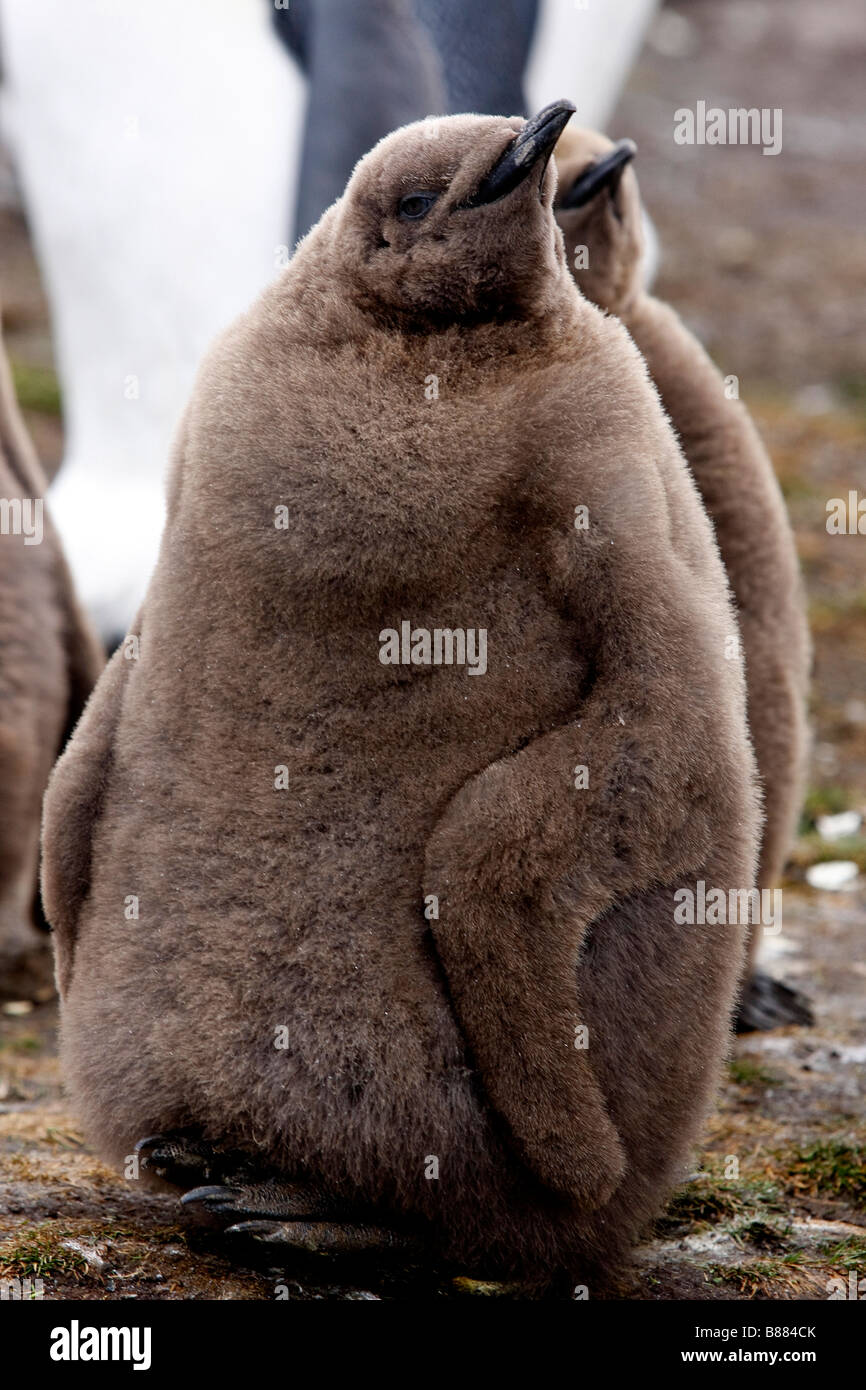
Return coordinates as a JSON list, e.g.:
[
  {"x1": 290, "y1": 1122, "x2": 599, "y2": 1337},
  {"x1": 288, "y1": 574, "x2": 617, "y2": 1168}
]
[
  {"x1": 0, "y1": 316, "x2": 104, "y2": 999},
  {"x1": 554, "y1": 126, "x2": 812, "y2": 1033}
]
